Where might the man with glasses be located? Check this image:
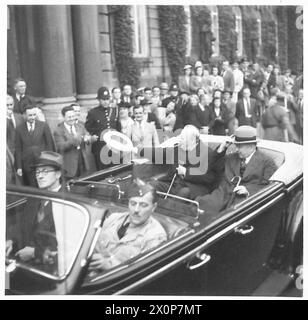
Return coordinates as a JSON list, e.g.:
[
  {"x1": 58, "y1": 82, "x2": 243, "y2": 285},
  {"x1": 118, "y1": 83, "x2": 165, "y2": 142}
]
[{"x1": 6, "y1": 151, "x2": 64, "y2": 266}]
